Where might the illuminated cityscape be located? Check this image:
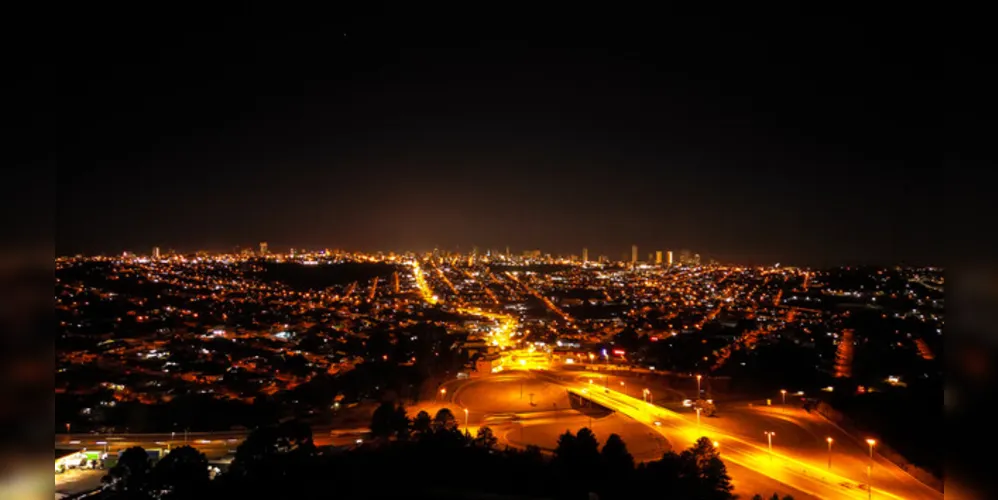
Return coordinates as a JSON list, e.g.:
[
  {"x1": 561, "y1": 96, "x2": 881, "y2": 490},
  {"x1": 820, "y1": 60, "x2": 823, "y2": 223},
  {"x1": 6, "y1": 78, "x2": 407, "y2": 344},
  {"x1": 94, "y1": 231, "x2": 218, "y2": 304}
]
[
  {"x1": 45, "y1": 10, "x2": 953, "y2": 500},
  {"x1": 55, "y1": 247, "x2": 942, "y2": 499}
]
